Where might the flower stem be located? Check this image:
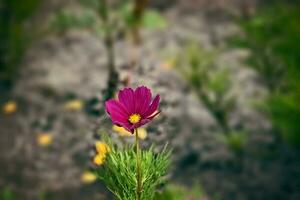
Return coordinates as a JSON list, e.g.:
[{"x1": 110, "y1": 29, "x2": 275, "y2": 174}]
[{"x1": 135, "y1": 129, "x2": 142, "y2": 200}]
